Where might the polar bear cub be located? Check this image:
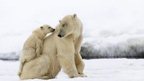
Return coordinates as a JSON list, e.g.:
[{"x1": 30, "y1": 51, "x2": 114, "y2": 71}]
[{"x1": 18, "y1": 24, "x2": 55, "y2": 76}]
